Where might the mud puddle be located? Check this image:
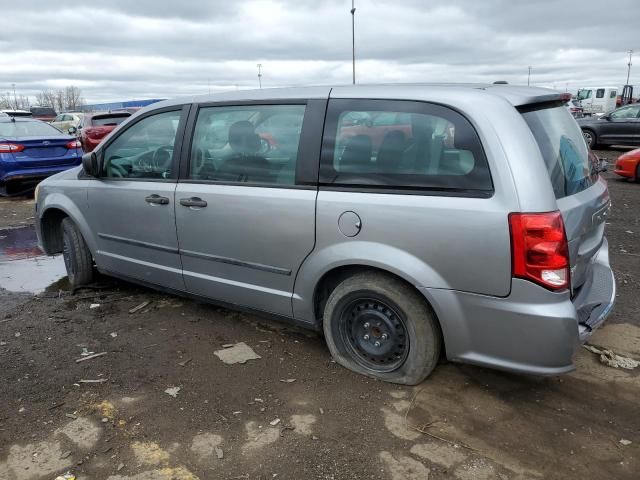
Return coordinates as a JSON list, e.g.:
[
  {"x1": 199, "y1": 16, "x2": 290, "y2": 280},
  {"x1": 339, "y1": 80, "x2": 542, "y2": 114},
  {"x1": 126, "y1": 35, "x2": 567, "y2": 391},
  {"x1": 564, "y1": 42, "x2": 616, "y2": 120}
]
[{"x1": 0, "y1": 226, "x2": 67, "y2": 293}]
